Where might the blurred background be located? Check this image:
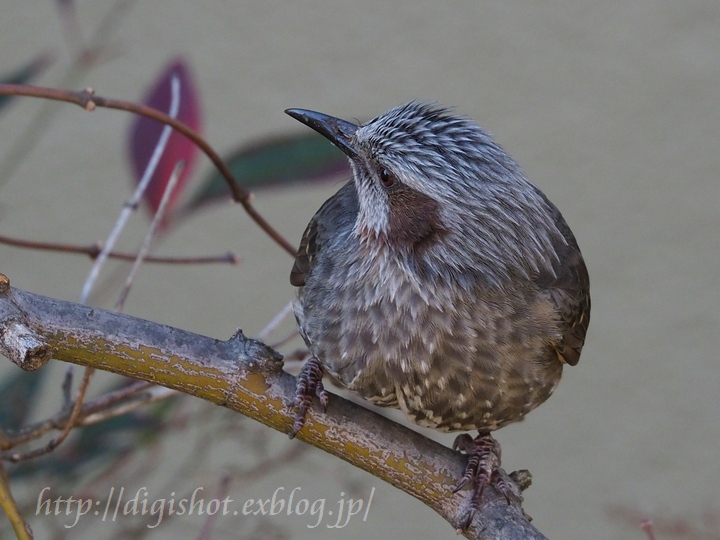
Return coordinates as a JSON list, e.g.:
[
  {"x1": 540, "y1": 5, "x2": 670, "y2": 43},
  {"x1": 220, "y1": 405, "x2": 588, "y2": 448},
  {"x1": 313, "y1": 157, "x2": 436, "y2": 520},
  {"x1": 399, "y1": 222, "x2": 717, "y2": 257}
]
[{"x1": 1, "y1": 1, "x2": 719, "y2": 538}]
